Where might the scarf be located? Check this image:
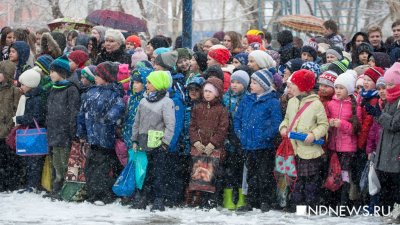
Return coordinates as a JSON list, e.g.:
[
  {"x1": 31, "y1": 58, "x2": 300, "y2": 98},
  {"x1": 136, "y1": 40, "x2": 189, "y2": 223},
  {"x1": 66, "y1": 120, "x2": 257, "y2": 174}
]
[
  {"x1": 14, "y1": 95, "x2": 27, "y2": 126},
  {"x1": 360, "y1": 88, "x2": 379, "y2": 100},
  {"x1": 386, "y1": 84, "x2": 400, "y2": 104},
  {"x1": 146, "y1": 90, "x2": 166, "y2": 102},
  {"x1": 52, "y1": 80, "x2": 71, "y2": 89}
]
